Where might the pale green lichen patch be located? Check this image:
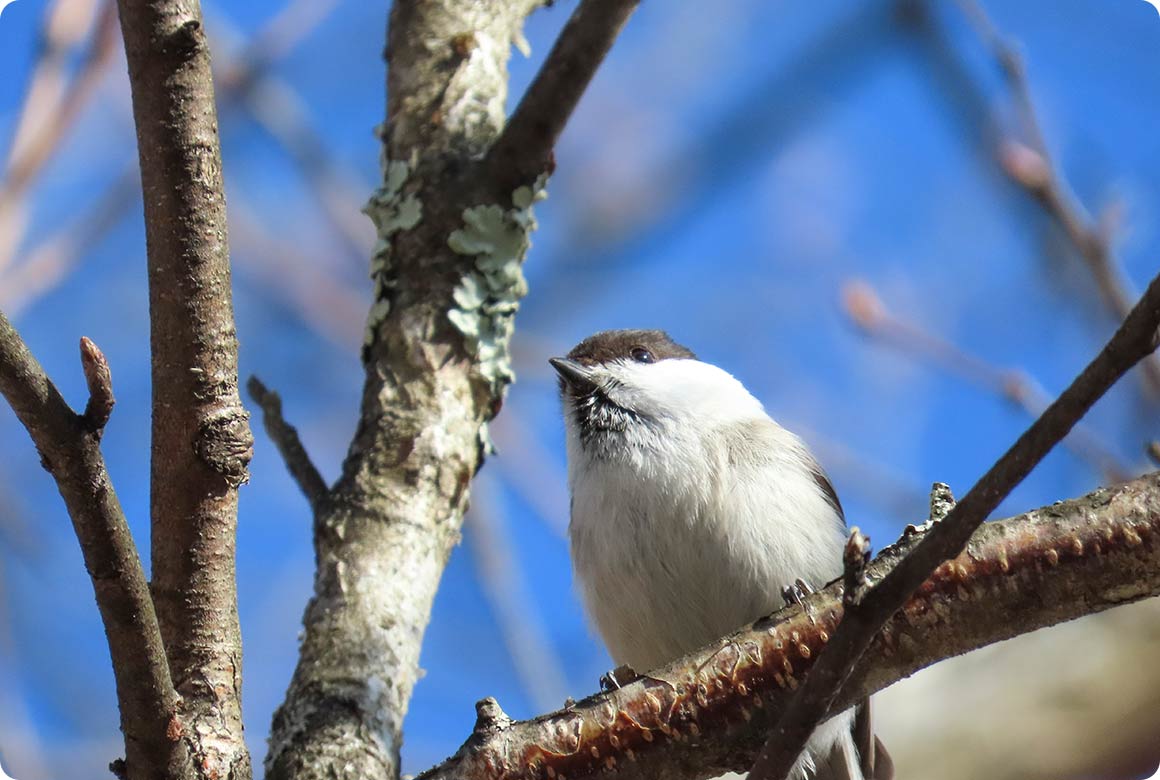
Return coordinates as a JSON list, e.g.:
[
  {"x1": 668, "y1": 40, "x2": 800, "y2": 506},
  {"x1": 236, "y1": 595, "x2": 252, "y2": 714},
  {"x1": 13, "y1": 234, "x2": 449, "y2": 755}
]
[
  {"x1": 362, "y1": 154, "x2": 423, "y2": 352},
  {"x1": 448, "y1": 174, "x2": 549, "y2": 404}
]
